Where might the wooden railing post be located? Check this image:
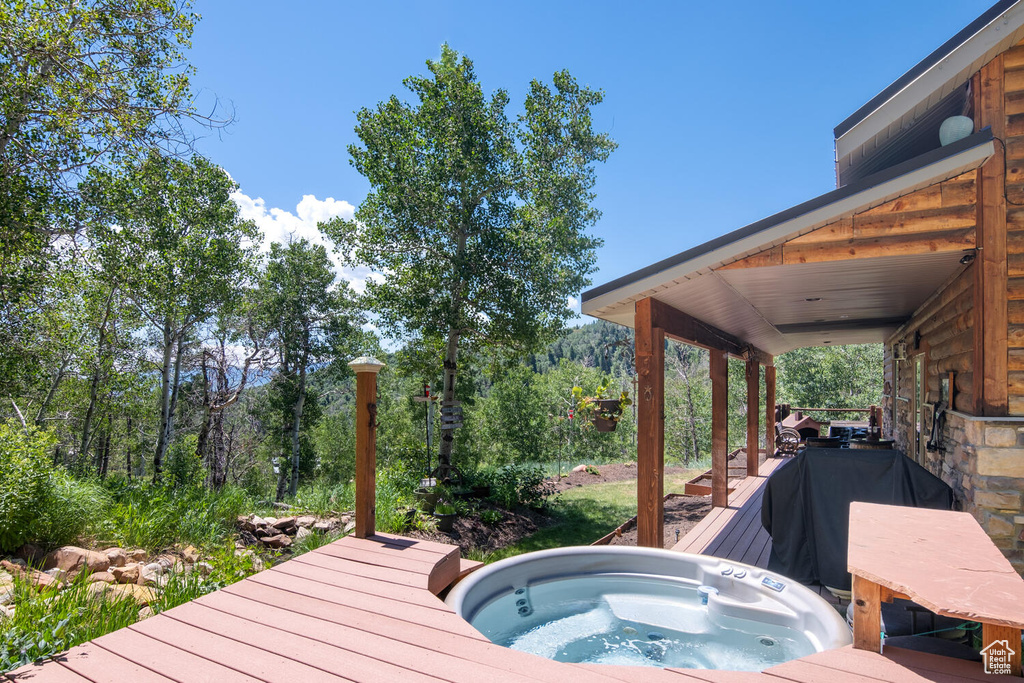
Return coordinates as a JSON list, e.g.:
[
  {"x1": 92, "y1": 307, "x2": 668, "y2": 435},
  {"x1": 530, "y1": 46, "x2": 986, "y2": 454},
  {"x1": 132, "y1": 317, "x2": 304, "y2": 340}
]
[
  {"x1": 746, "y1": 358, "x2": 759, "y2": 476},
  {"x1": 711, "y1": 349, "x2": 729, "y2": 508},
  {"x1": 765, "y1": 364, "x2": 776, "y2": 457},
  {"x1": 350, "y1": 356, "x2": 385, "y2": 539}
]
